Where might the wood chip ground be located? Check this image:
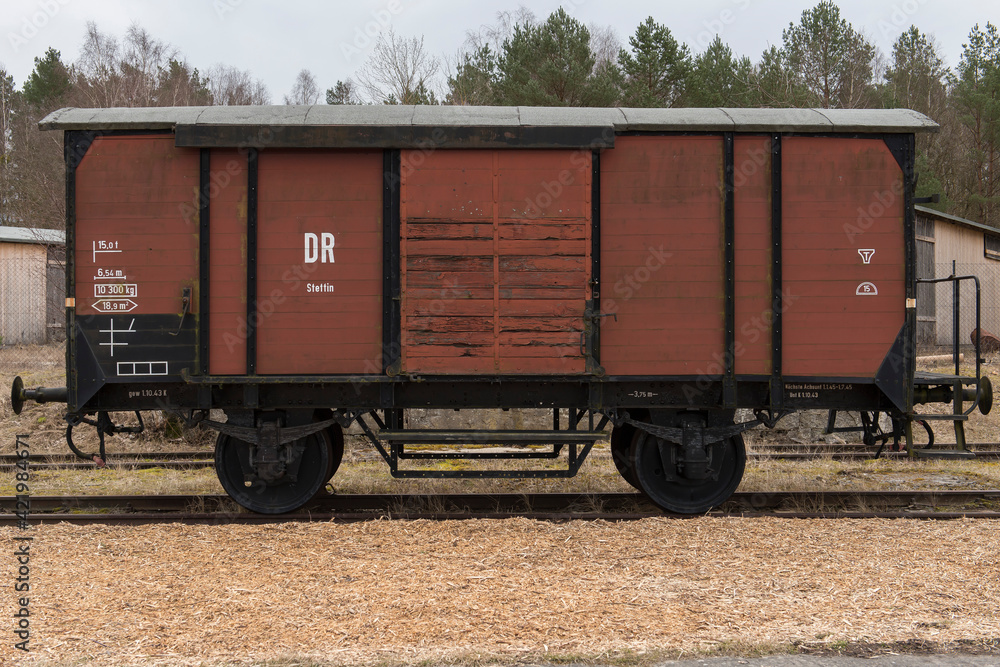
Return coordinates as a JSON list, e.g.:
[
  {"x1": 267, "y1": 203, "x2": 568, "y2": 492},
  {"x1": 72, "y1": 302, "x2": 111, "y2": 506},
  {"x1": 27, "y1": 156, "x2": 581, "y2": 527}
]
[{"x1": 1, "y1": 518, "x2": 998, "y2": 666}]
